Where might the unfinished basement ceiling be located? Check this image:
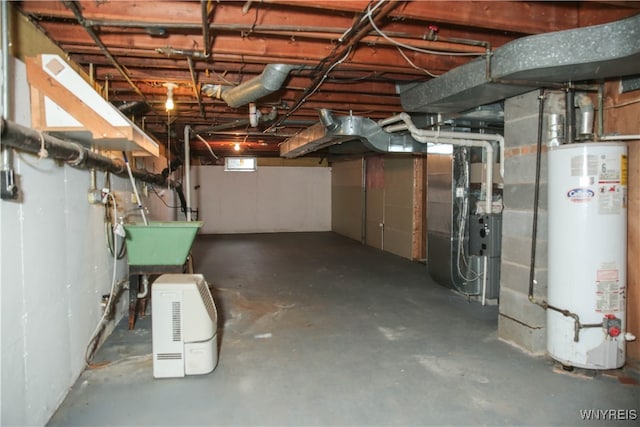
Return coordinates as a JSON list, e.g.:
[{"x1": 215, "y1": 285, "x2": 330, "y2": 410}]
[{"x1": 16, "y1": 1, "x2": 640, "y2": 158}]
